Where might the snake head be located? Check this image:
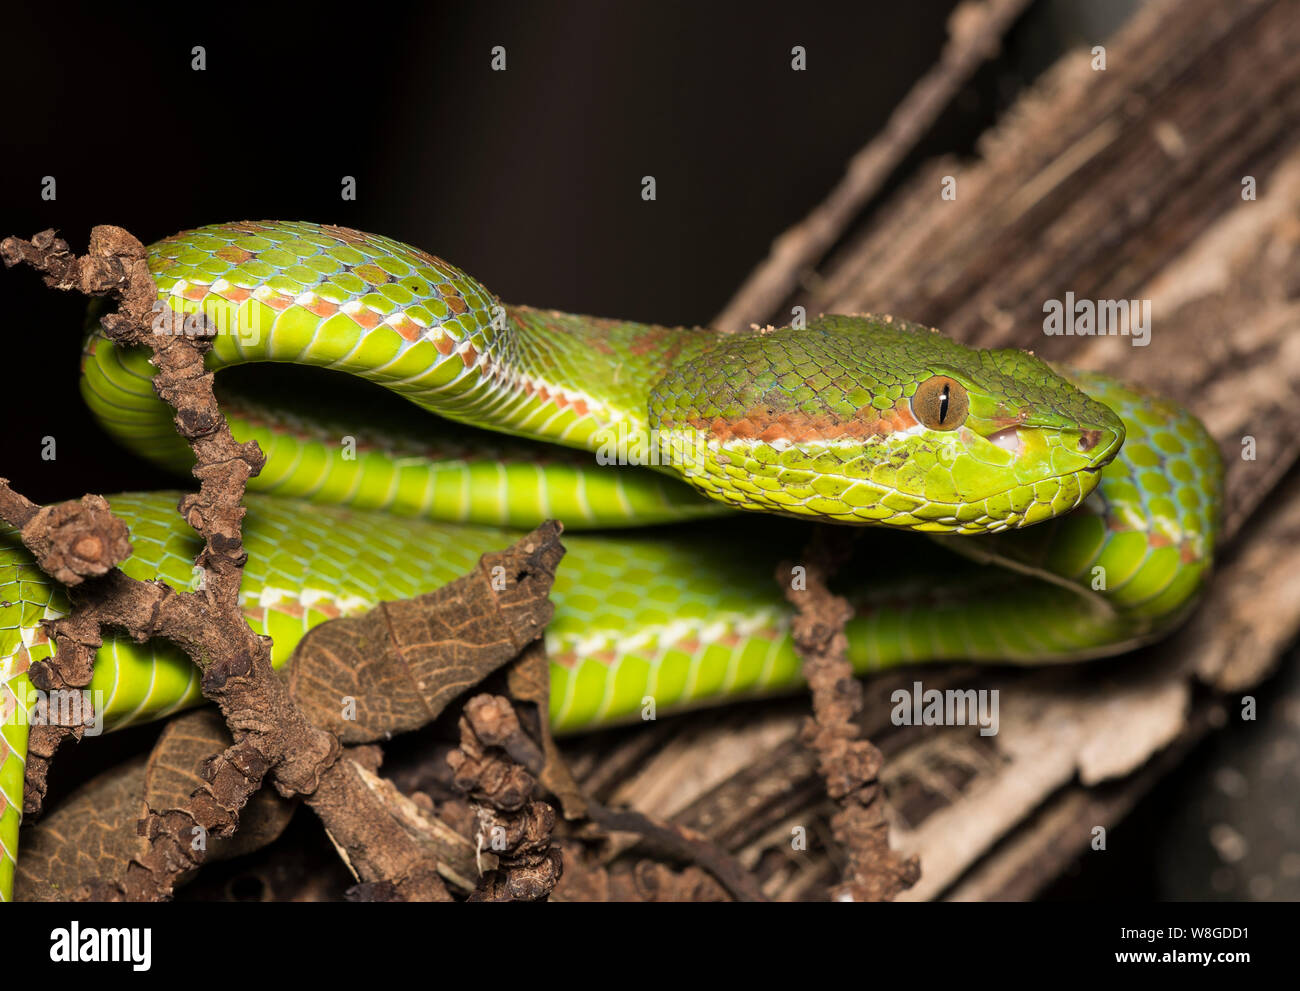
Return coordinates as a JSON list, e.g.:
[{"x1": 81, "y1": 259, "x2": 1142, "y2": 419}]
[{"x1": 646, "y1": 315, "x2": 1124, "y2": 533}]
